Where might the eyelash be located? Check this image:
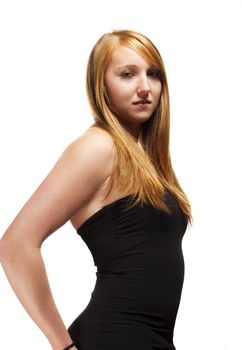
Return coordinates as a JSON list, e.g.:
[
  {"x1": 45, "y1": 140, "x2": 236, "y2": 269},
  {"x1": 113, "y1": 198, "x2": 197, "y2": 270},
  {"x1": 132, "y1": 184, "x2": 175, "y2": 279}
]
[{"x1": 120, "y1": 70, "x2": 161, "y2": 79}]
